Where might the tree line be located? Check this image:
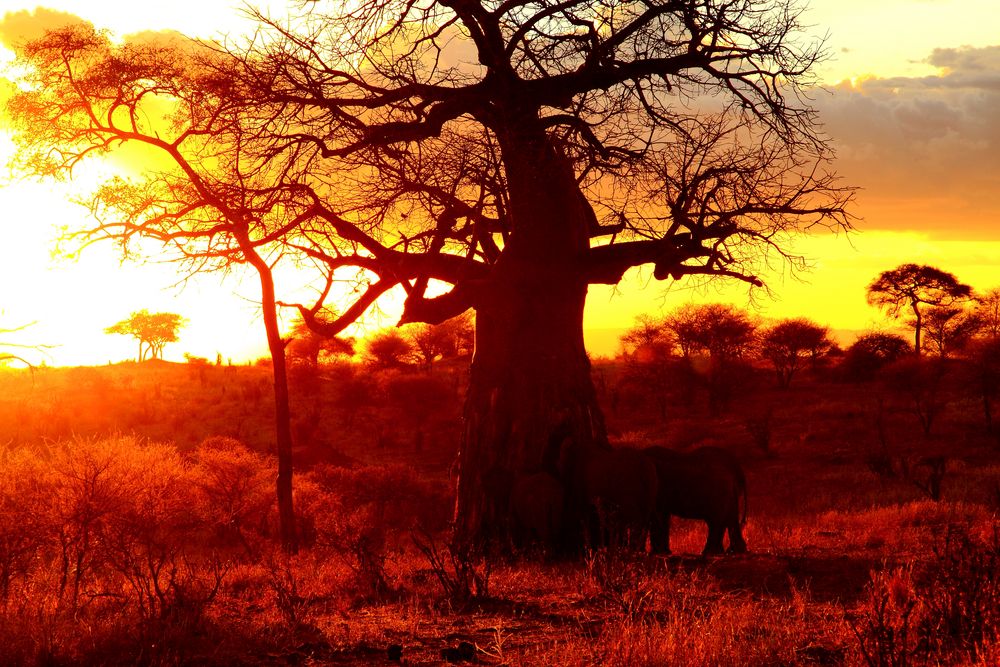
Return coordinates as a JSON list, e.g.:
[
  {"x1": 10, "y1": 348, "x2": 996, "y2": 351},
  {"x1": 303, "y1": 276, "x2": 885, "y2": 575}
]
[{"x1": 615, "y1": 264, "x2": 1000, "y2": 428}]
